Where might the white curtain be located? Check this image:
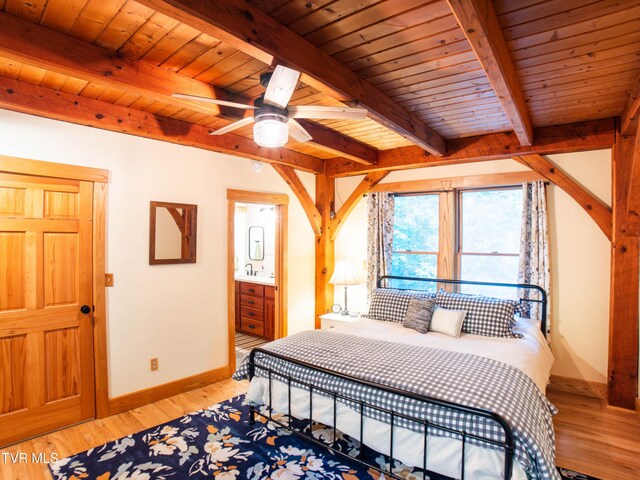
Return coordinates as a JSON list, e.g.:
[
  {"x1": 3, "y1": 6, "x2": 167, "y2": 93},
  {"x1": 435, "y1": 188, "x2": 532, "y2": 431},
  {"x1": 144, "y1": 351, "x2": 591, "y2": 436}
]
[
  {"x1": 518, "y1": 181, "x2": 551, "y2": 340},
  {"x1": 366, "y1": 192, "x2": 394, "y2": 295}
]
